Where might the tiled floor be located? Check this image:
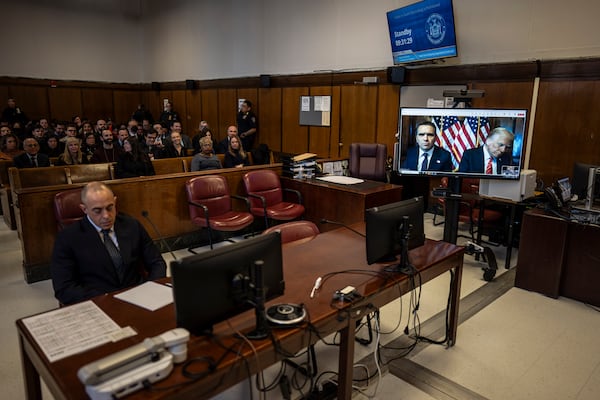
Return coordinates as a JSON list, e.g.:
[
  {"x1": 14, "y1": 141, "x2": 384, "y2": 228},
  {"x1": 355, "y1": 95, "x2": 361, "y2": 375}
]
[{"x1": 1, "y1": 214, "x2": 599, "y2": 399}]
